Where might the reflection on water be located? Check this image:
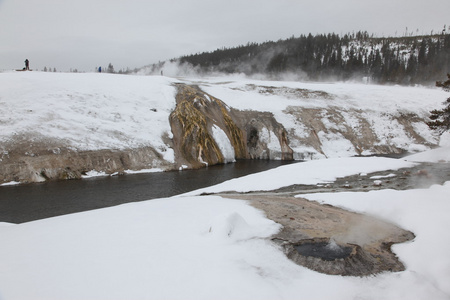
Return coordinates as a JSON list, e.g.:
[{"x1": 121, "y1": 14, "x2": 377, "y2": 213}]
[{"x1": 0, "y1": 160, "x2": 297, "y2": 223}]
